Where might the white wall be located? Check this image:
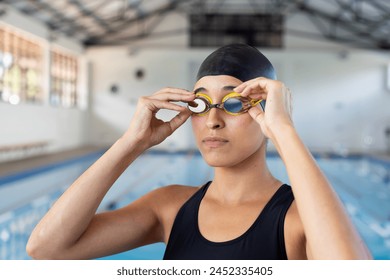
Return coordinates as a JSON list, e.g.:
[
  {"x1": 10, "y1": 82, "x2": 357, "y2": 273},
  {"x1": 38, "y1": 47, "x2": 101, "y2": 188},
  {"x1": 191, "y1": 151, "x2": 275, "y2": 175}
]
[
  {"x1": 0, "y1": 6, "x2": 88, "y2": 162},
  {"x1": 86, "y1": 46, "x2": 198, "y2": 151},
  {"x1": 86, "y1": 44, "x2": 390, "y2": 154}
]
